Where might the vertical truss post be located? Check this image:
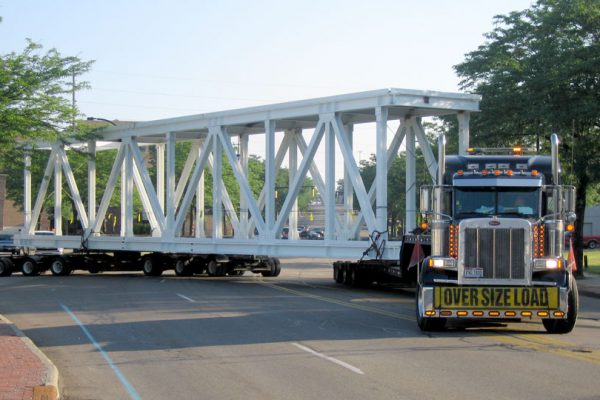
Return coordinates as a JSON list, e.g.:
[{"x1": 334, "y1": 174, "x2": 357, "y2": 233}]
[
  {"x1": 166, "y1": 132, "x2": 176, "y2": 237},
  {"x1": 54, "y1": 146, "x2": 62, "y2": 235},
  {"x1": 196, "y1": 140, "x2": 206, "y2": 238},
  {"x1": 375, "y1": 107, "x2": 388, "y2": 238},
  {"x1": 24, "y1": 151, "x2": 32, "y2": 233},
  {"x1": 457, "y1": 111, "x2": 470, "y2": 156},
  {"x1": 287, "y1": 130, "x2": 298, "y2": 239},
  {"x1": 325, "y1": 120, "x2": 336, "y2": 240},
  {"x1": 87, "y1": 141, "x2": 96, "y2": 231},
  {"x1": 121, "y1": 139, "x2": 134, "y2": 237},
  {"x1": 264, "y1": 120, "x2": 276, "y2": 239},
  {"x1": 212, "y1": 129, "x2": 223, "y2": 239},
  {"x1": 156, "y1": 143, "x2": 165, "y2": 212},
  {"x1": 406, "y1": 119, "x2": 417, "y2": 234},
  {"x1": 343, "y1": 123, "x2": 354, "y2": 239},
  {"x1": 239, "y1": 134, "x2": 249, "y2": 238}
]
